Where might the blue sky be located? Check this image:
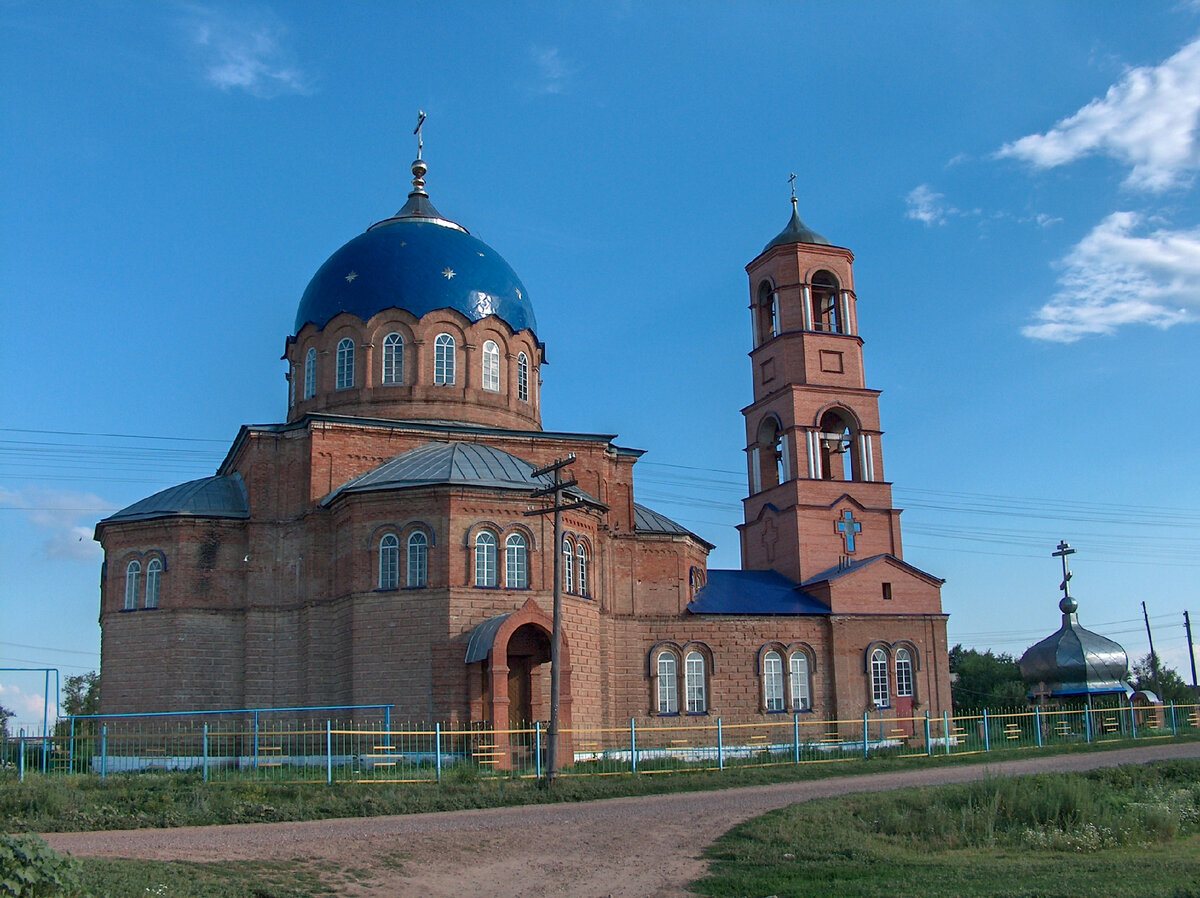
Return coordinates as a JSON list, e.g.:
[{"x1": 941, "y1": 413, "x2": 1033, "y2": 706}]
[{"x1": 3, "y1": 2, "x2": 1199, "y2": 727}]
